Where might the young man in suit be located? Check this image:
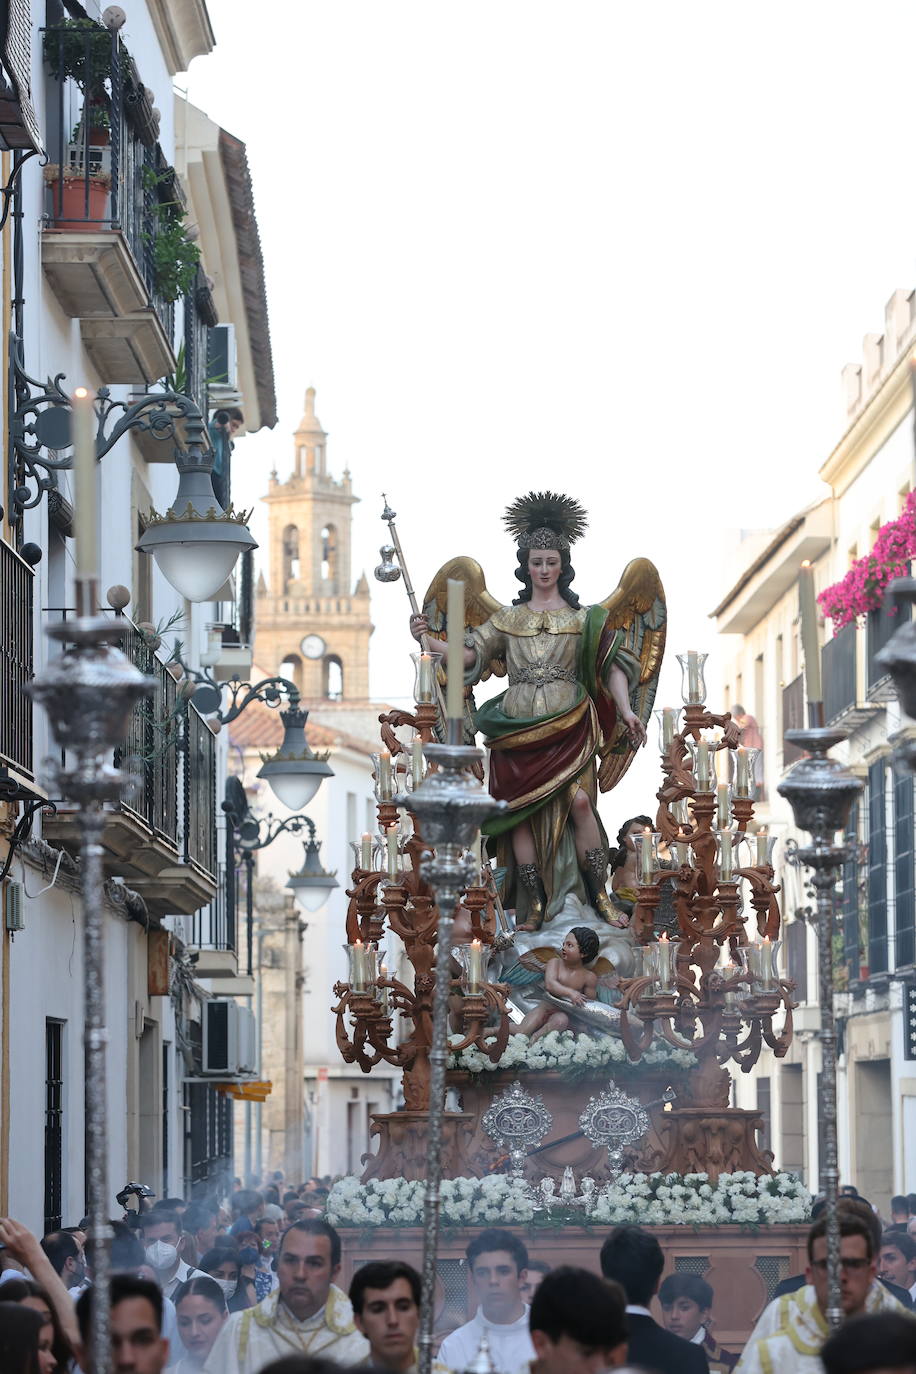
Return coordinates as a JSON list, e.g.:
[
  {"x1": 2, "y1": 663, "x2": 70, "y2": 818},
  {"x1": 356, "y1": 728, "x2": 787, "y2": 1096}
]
[{"x1": 599, "y1": 1225, "x2": 709, "y2": 1374}]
